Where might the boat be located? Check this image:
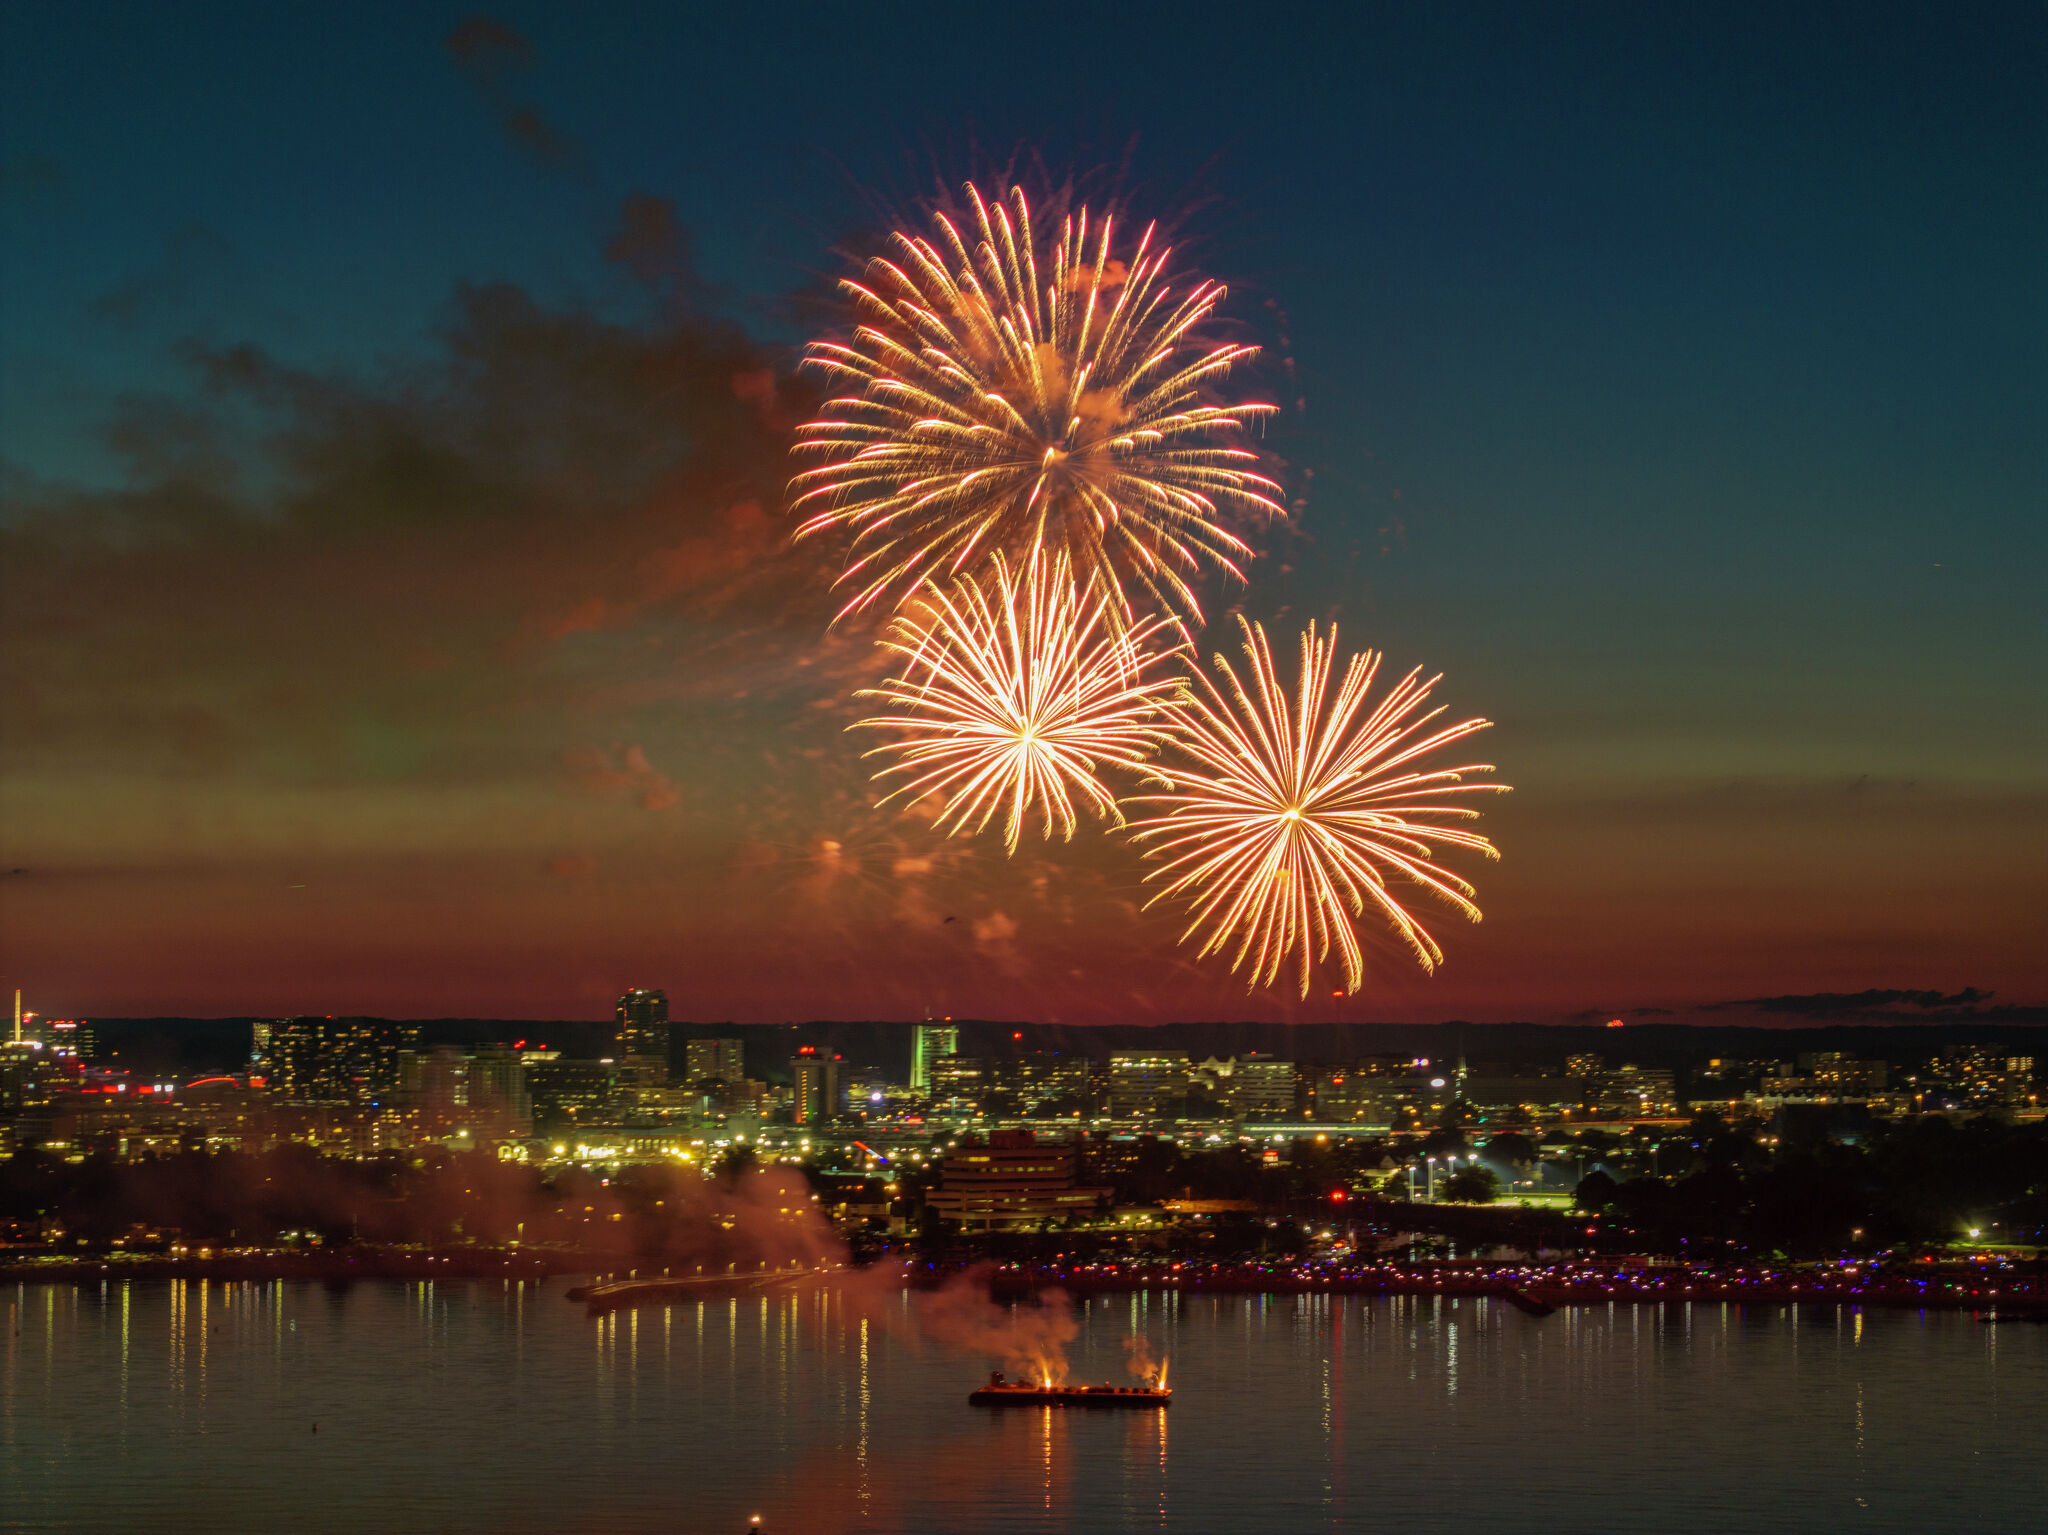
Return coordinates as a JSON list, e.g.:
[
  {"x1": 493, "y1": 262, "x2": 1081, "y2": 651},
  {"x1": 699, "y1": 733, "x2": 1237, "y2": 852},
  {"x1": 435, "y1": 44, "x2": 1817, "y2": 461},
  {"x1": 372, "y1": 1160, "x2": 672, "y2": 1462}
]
[
  {"x1": 1500, "y1": 1287, "x2": 1557, "y2": 1317},
  {"x1": 968, "y1": 1370, "x2": 1171, "y2": 1407}
]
